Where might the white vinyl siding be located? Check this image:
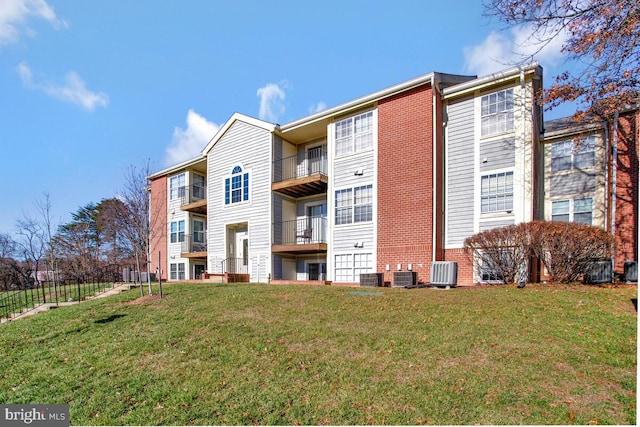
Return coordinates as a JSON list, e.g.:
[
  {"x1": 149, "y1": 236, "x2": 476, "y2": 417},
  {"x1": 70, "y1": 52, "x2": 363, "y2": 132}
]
[
  {"x1": 445, "y1": 96, "x2": 475, "y2": 247},
  {"x1": 479, "y1": 137, "x2": 516, "y2": 172},
  {"x1": 207, "y1": 120, "x2": 273, "y2": 282}
]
